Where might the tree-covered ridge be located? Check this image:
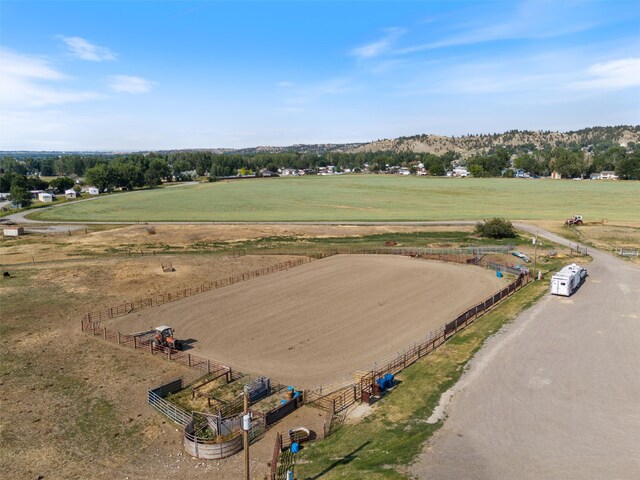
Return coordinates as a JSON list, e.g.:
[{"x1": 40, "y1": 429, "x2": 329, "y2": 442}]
[{"x1": 351, "y1": 125, "x2": 640, "y2": 156}]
